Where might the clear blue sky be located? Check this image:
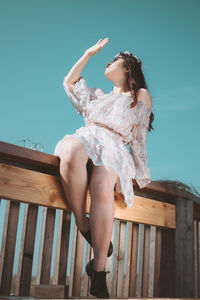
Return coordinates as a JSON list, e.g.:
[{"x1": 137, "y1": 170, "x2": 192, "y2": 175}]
[{"x1": 0, "y1": 0, "x2": 200, "y2": 276}]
